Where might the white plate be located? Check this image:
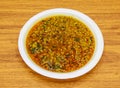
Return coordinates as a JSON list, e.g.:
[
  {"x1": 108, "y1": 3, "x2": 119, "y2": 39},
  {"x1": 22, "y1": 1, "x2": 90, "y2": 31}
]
[{"x1": 18, "y1": 8, "x2": 104, "y2": 79}]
